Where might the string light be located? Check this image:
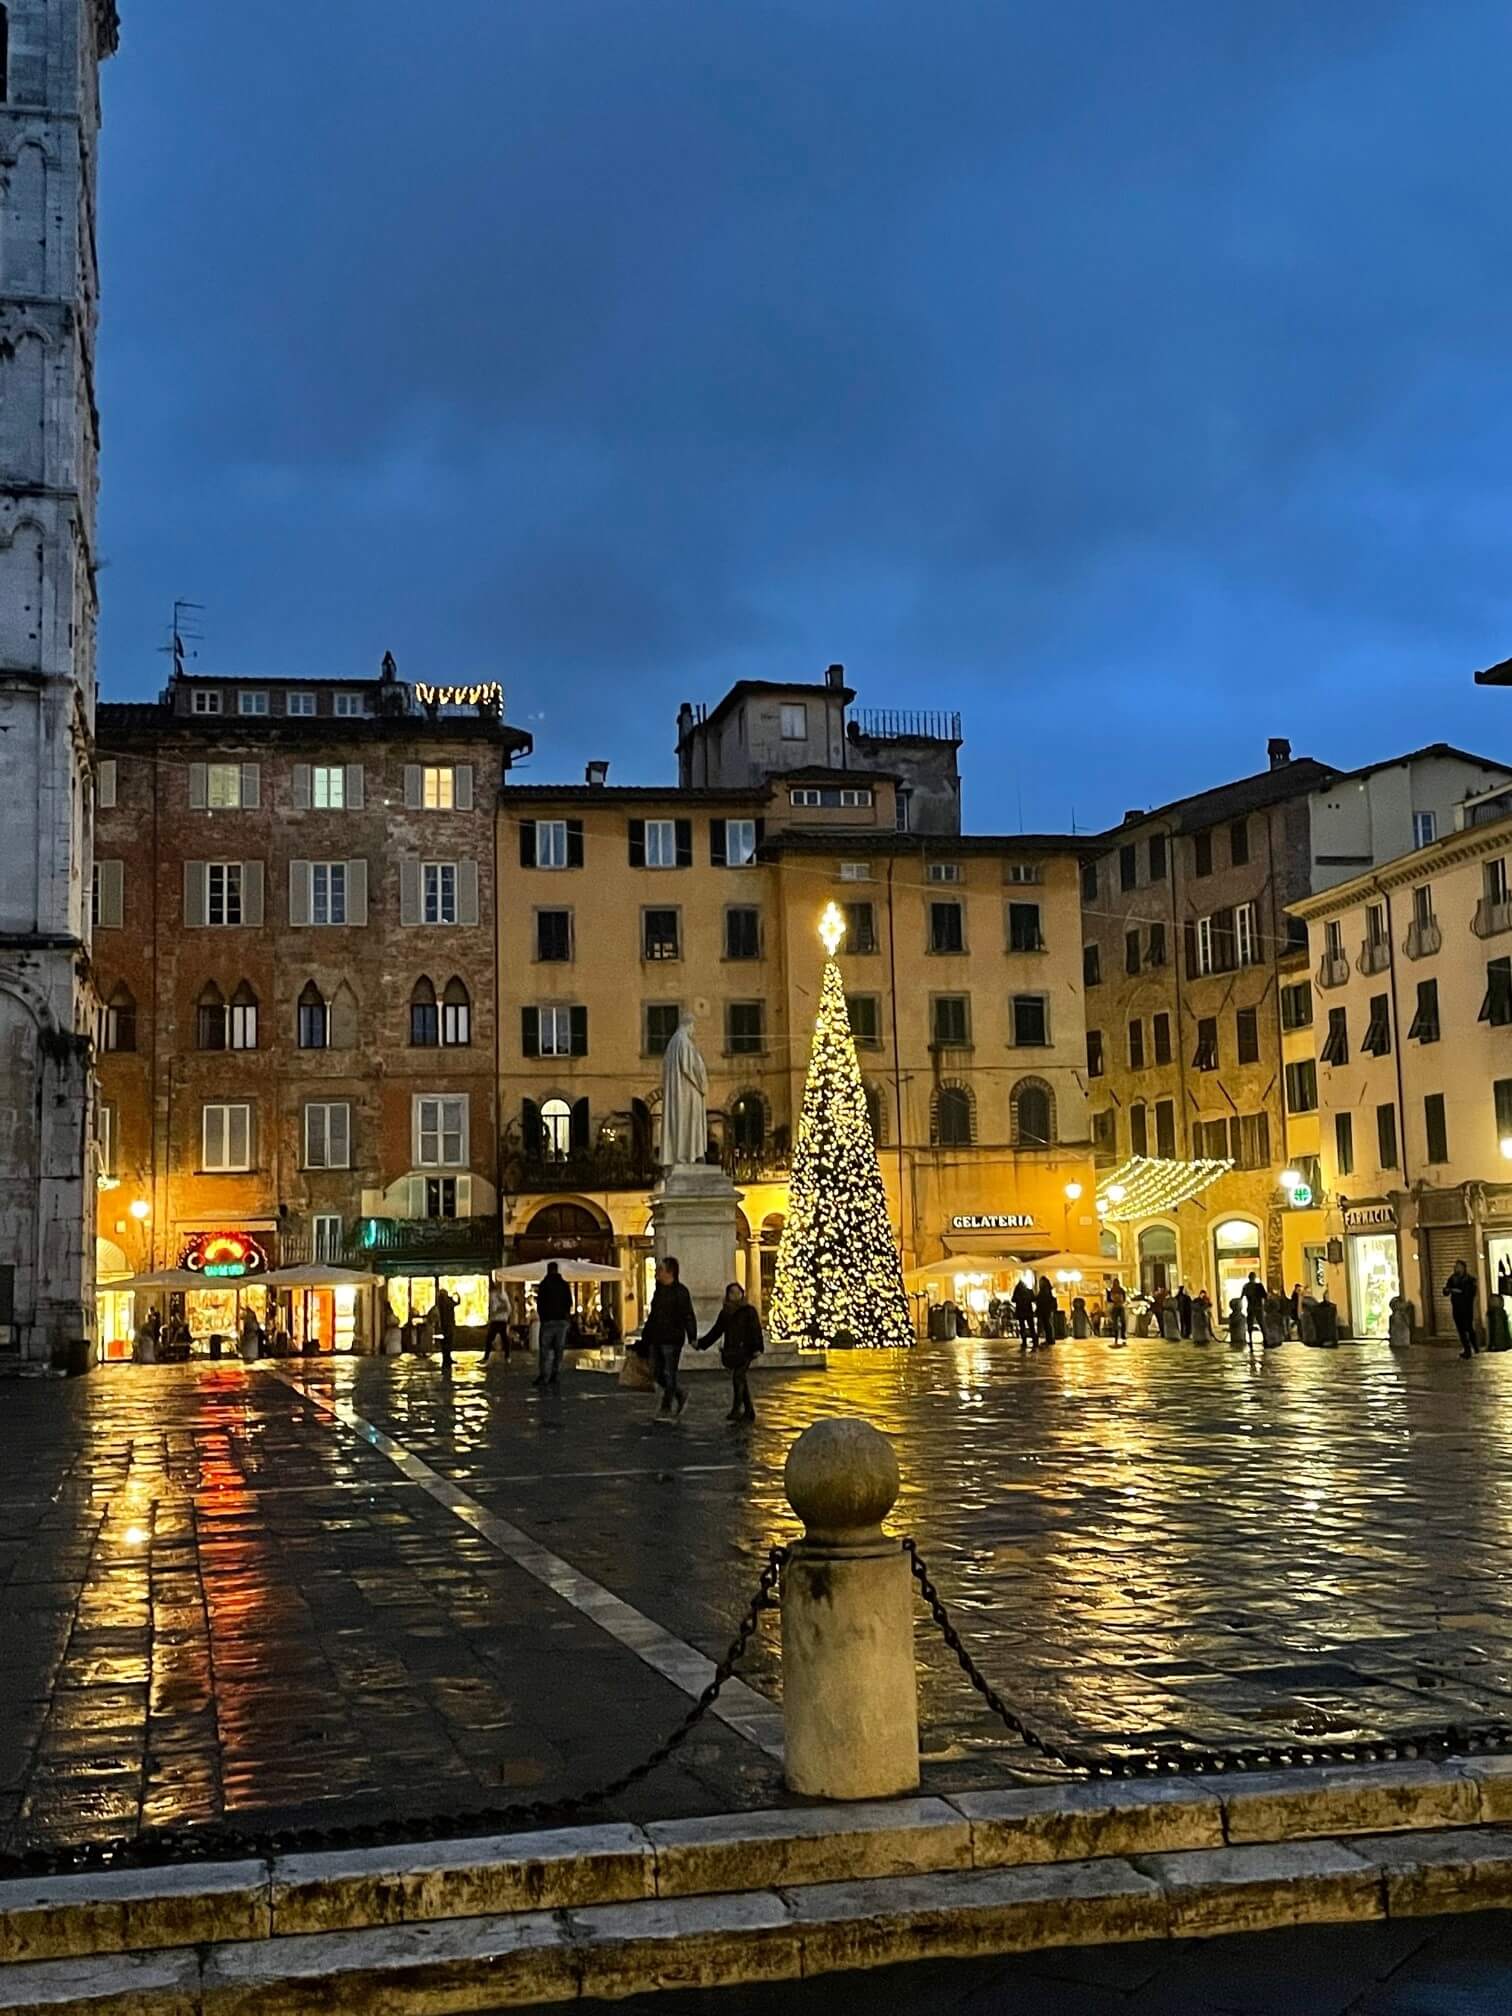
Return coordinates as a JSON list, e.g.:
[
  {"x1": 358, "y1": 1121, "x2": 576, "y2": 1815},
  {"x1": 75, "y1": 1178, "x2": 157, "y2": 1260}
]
[{"x1": 1096, "y1": 1154, "x2": 1233, "y2": 1223}]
